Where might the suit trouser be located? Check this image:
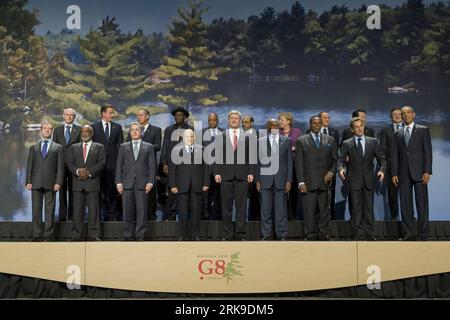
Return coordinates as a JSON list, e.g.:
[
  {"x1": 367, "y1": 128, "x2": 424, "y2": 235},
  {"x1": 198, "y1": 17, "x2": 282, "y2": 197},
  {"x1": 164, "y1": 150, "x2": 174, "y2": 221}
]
[
  {"x1": 399, "y1": 174, "x2": 429, "y2": 238},
  {"x1": 302, "y1": 189, "x2": 330, "y2": 239},
  {"x1": 261, "y1": 187, "x2": 288, "y2": 239},
  {"x1": 203, "y1": 175, "x2": 222, "y2": 220},
  {"x1": 289, "y1": 166, "x2": 304, "y2": 220},
  {"x1": 386, "y1": 171, "x2": 399, "y2": 219},
  {"x1": 72, "y1": 190, "x2": 100, "y2": 239},
  {"x1": 221, "y1": 180, "x2": 248, "y2": 239},
  {"x1": 248, "y1": 182, "x2": 261, "y2": 221},
  {"x1": 58, "y1": 168, "x2": 73, "y2": 220},
  {"x1": 350, "y1": 187, "x2": 375, "y2": 238},
  {"x1": 122, "y1": 184, "x2": 149, "y2": 240},
  {"x1": 101, "y1": 169, "x2": 120, "y2": 221},
  {"x1": 32, "y1": 189, "x2": 56, "y2": 239},
  {"x1": 177, "y1": 190, "x2": 202, "y2": 239},
  {"x1": 147, "y1": 187, "x2": 157, "y2": 220},
  {"x1": 329, "y1": 176, "x2": 338, "y2": 219}
]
